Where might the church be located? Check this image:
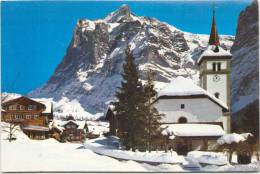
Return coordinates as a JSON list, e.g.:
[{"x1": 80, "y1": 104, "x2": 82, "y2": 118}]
[{"x1": 105, "y1": 10, "x2": 232, "y2": 153}]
